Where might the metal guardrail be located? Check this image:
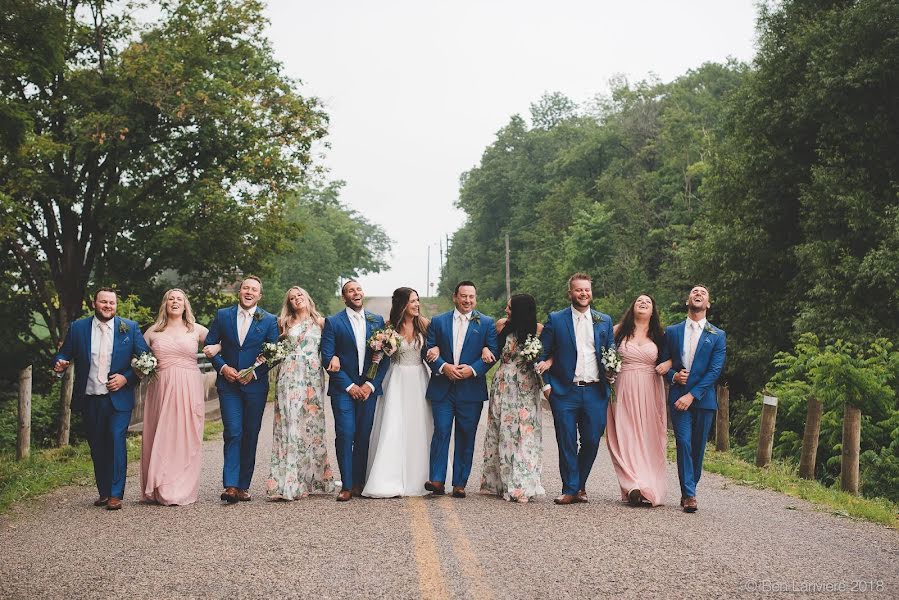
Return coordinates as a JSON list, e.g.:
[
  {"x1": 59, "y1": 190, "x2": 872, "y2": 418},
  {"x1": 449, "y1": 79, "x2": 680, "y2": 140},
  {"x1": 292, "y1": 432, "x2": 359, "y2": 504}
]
[{"x1": 196, "y1": 352, "x2": 215, "y2": 373}]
